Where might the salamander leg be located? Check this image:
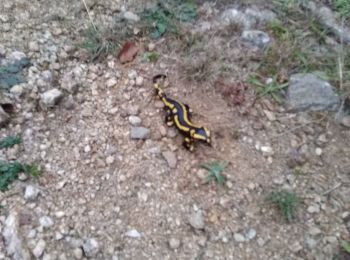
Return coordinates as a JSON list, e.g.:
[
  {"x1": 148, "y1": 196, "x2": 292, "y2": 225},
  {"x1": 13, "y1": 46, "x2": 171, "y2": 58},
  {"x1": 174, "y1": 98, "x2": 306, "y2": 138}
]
[
  {"x1": 165, "y1": 109, "x2": 174, "y2": 126},
  {"x1": 184, "y1": 104, "x2": 193, "y2": 119},
  {"x1": 183, "y1": 137, "x2": 194, "y2": 152}
]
